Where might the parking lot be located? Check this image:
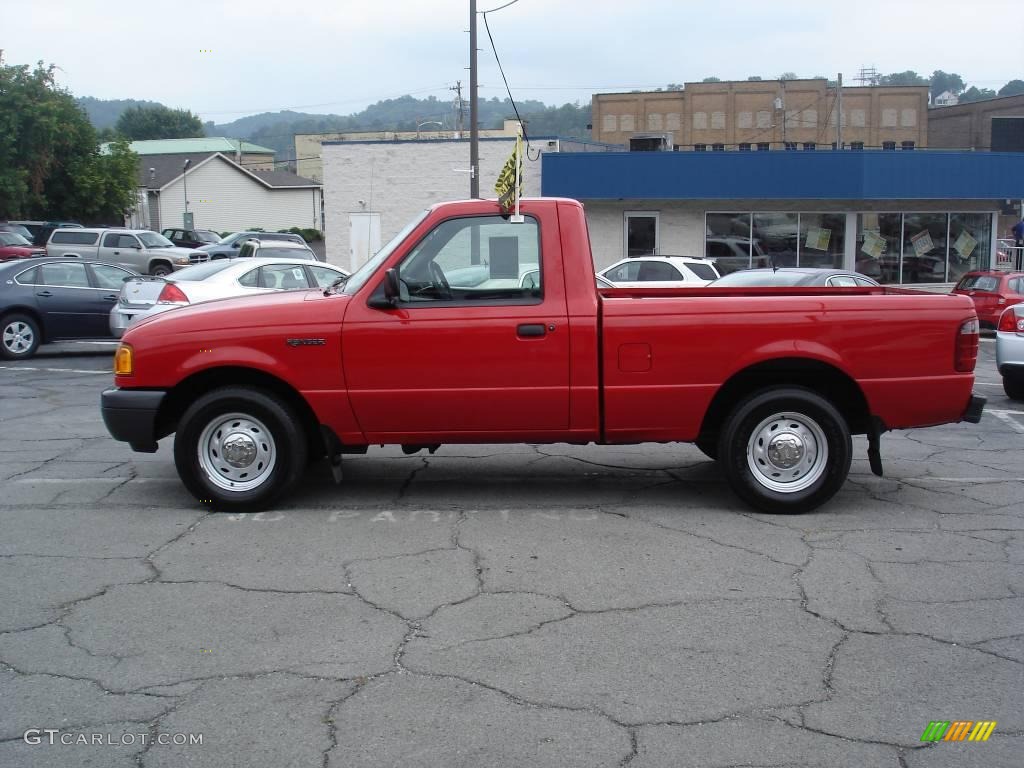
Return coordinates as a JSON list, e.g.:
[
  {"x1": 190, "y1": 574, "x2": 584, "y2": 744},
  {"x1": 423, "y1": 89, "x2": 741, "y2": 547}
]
[{"x1": 1, "y1": 339, "x2": 1022, "y2": 767}]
